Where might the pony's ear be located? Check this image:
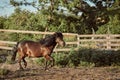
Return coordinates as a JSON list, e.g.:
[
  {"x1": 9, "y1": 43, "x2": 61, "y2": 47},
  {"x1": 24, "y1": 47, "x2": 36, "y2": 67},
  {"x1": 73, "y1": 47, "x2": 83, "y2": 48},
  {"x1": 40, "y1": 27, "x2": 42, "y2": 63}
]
[
  {"x1": 53, "y1": 32, "x2": 57, "y2": 38},
  {"x1": 53, "y1": 32, "x2": 63, "y2": 38},
  {"x1": 53, "y1": 32, "x2": 63, "y2": 37}
]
